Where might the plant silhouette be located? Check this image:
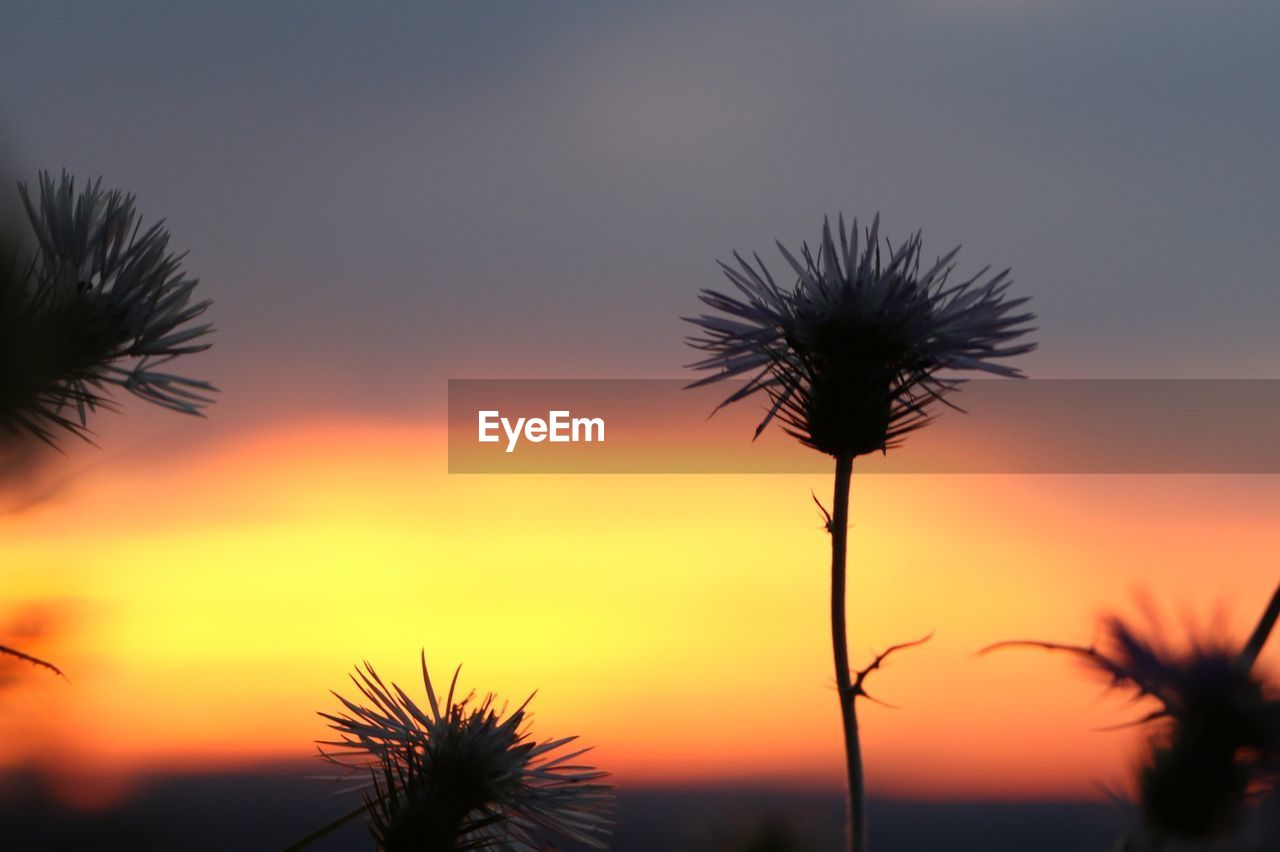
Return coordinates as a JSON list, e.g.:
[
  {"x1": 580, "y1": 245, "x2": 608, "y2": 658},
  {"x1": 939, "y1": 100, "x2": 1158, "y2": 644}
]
[
  {"x1": 289, "y1": 653, "x2": 614, "y2": 852},
  {"x1": 686, "y1": 214, "x2": 1035, "y2": 852},
  {"x1": 985, "y1": 582, "x2": 1280, "y2": 849},
  {"x1": 1, "y1": 169, "x2": 215, "y2": 676}
]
